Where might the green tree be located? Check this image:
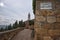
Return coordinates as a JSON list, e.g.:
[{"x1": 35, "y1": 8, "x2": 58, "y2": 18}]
[
  {"x1": 0, "y1": 27, "x2": 4, "y2": 32},
  {"x1": 4, "y1": 26, "x2": 8, "y2": 31},
  {"x1": 13, "y1": 20, "x2": 18, "y2": 28},
  {"x1": 22, "y1": 22, "x2": 25, "y2": 27},
  {"x1": 18, "y1": 20, "x2": 25, "y2": 27},
  {"x1": 19, "y1": 20, "x2": 23, "y2": 27},
  {"x1": 8, "y1": 24, "x2": 12, "y2": 30},
  {"x1": 29, "y1": 20, "x2": 34, "y2": 25},
  {"x1": 32, "y1": 0, "x2": 36, "y2": 14}
]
